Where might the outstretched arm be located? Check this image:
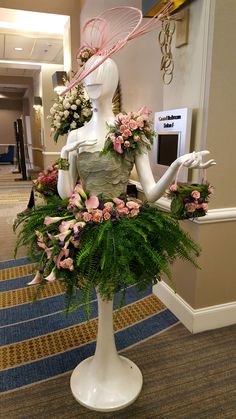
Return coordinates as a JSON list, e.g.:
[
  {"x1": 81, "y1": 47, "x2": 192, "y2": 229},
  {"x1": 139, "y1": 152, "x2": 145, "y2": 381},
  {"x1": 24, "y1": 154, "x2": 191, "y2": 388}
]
[{"x1": 135, "y1": 150, "x2": 216, "y2": 203}]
